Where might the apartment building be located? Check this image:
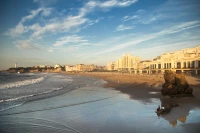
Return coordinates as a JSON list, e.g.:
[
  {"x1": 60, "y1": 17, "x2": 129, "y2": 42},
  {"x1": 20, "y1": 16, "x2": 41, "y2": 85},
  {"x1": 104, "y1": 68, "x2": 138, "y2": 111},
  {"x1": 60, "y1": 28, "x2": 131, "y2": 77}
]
[
  {"x1": 111, "y1": 46, "x2": 200, "y2": 75},
  {"x1": 65, "y1": 64, "x2": 95, "y2": 72},
  {"x1": 114, "y1": 54, "x2": 141, "y2": 72},
  {"x1": 106, "y1": 62, "x2": 115, "y2": 70},
  {"x1": 147, "y1": 46, "x2": 200, "y2": 74}
]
